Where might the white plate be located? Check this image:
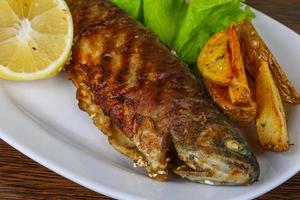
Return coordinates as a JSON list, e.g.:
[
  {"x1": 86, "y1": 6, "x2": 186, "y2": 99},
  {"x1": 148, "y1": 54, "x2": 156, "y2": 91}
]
[{"x1": 1, "y1": 9, "x2": 300, "y2": 200}]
